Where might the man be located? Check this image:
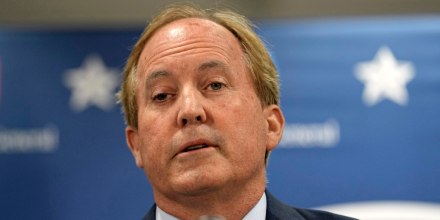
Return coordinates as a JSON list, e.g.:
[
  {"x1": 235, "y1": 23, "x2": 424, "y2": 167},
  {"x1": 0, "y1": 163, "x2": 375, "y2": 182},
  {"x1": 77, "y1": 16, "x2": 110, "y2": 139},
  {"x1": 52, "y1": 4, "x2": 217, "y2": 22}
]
[{"x1": 117, "y1": 3, "x2": 356, "y2": 220}]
